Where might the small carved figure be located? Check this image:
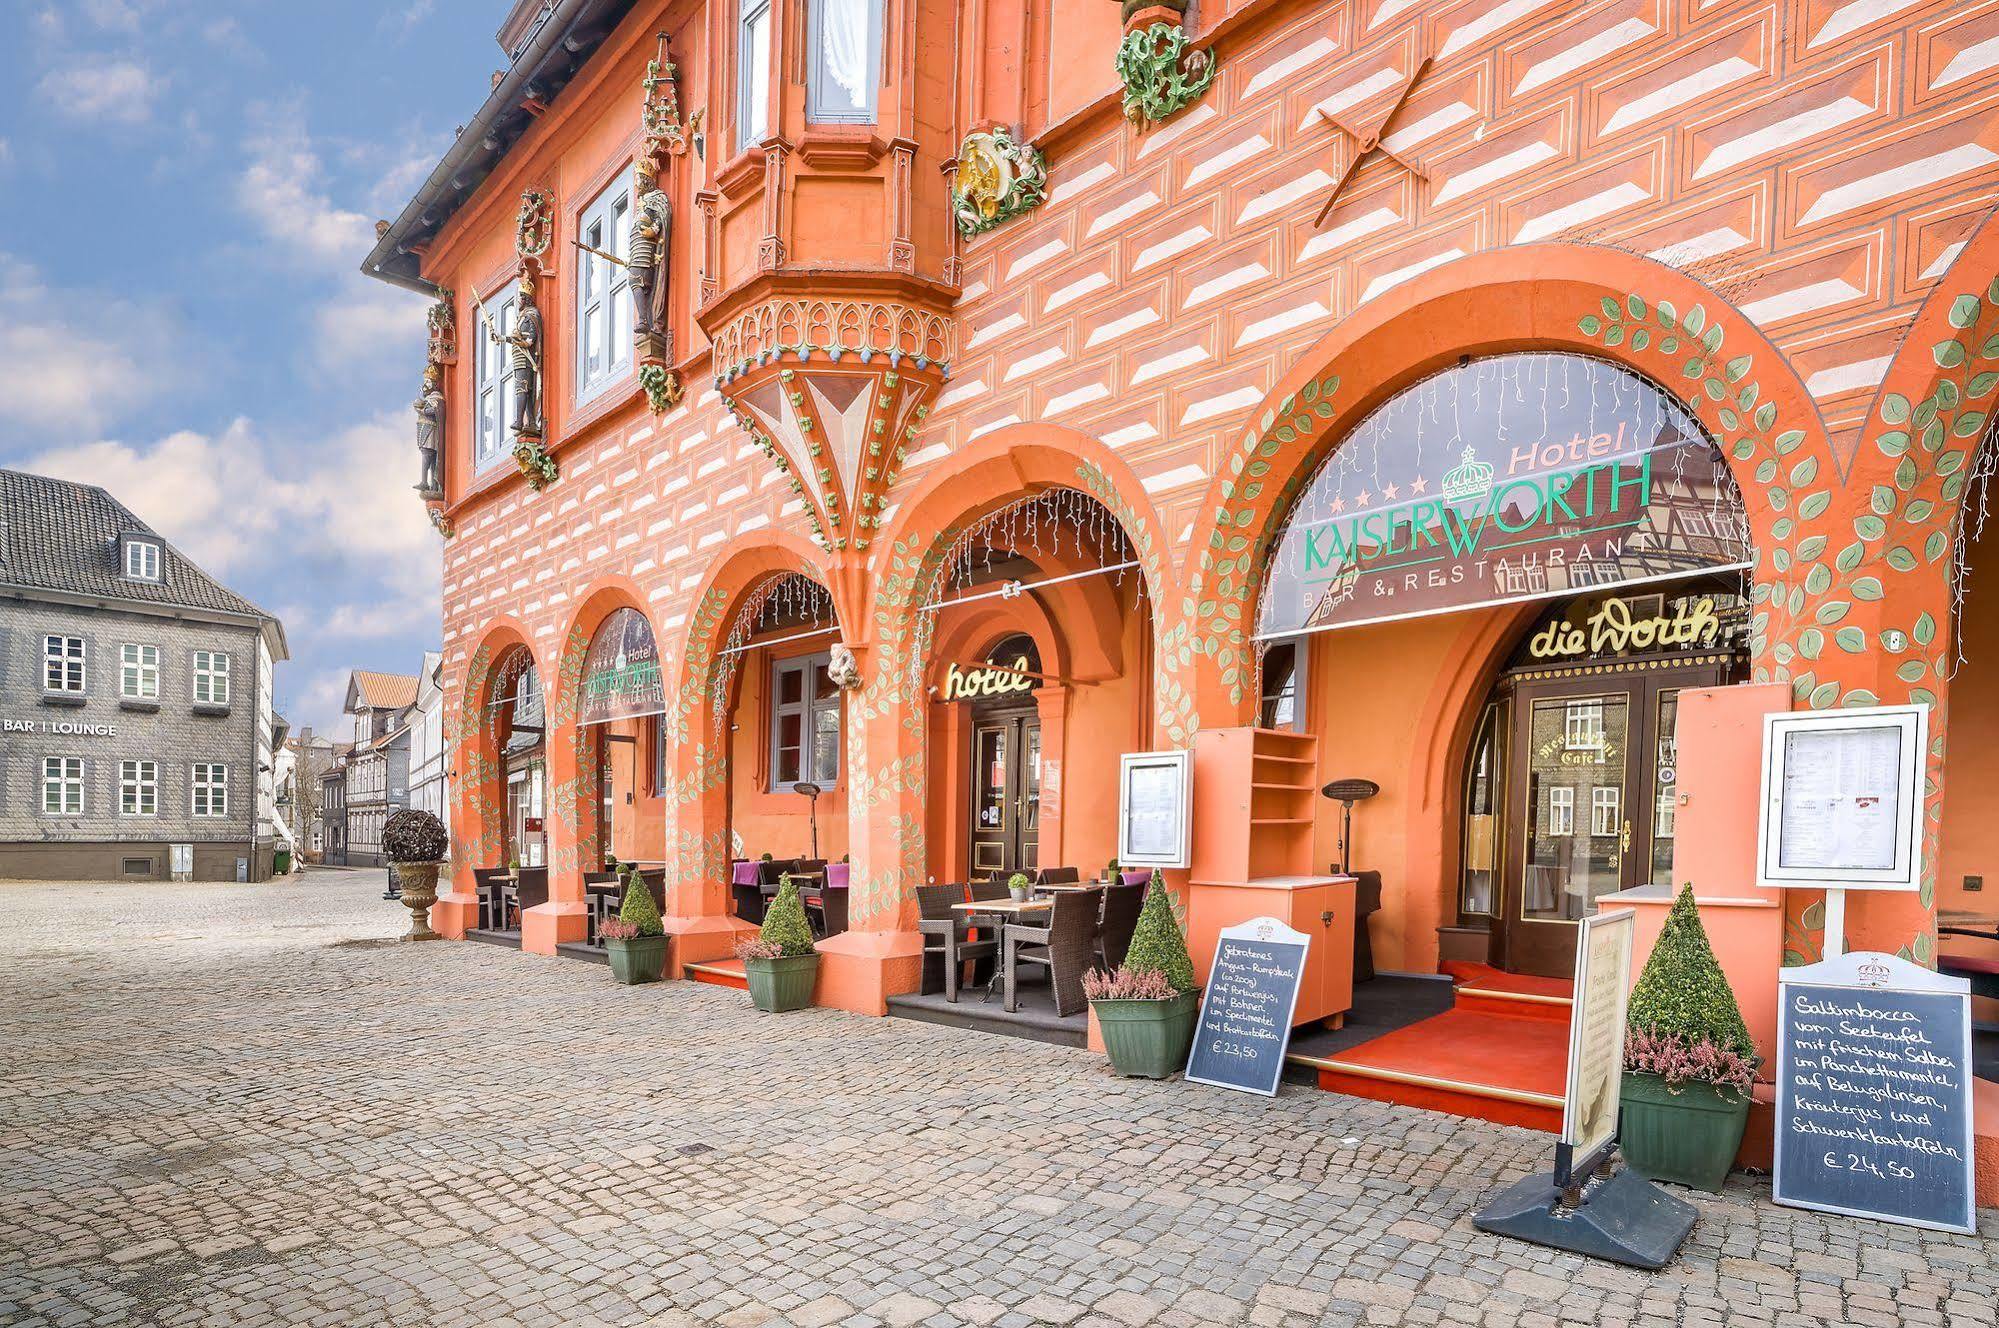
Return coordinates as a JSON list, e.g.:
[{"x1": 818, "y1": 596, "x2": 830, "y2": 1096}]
[
  {"x1": 627, "y1": 156, "x2": 674, "y2": 339},
  {"x1": 414, "y1": 364, "x2": 444, "y2": 496},
  {"x1": 497, "y1": 271, "x2": 544, "y2": 436},
  {"x1": 827, "y1": 642, "x2": 864, "y2": 690},
  {"x1": 425, "y1": 288, "x2": 457, "y2": 365}
]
